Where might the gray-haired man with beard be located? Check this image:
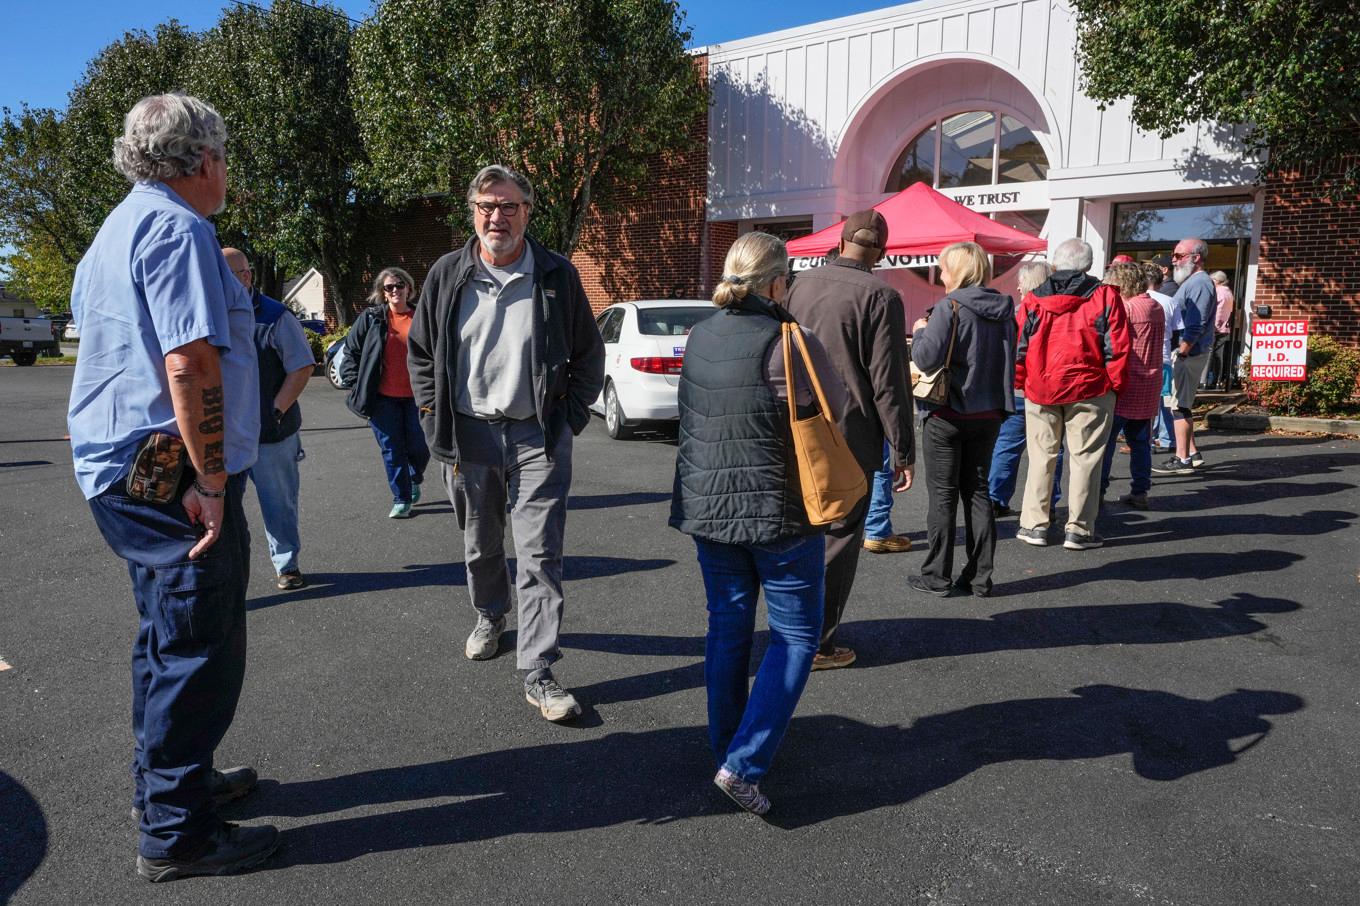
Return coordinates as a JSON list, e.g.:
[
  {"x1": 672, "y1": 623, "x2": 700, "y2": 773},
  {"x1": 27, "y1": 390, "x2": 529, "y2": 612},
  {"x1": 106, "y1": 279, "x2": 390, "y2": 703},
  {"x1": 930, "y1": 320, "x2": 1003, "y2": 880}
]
[
  {"x1": 1152, "y1": 237, "x2": 1215, "y2": 475},
  {"x1": 407, "y1": 164, "x2": 604, "y2": 722}
]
